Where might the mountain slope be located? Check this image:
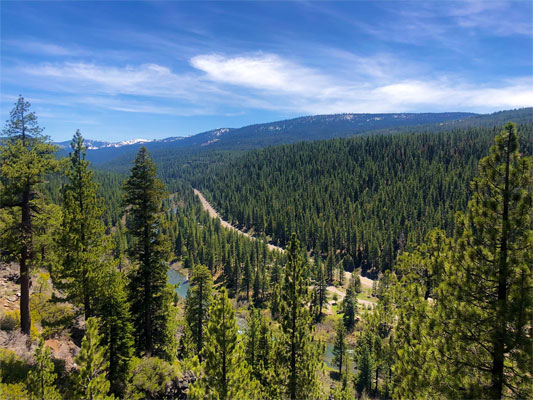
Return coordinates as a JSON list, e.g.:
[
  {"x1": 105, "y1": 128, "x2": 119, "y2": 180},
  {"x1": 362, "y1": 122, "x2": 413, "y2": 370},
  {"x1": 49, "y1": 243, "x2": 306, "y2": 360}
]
[
  {"x1": 178, "y1": 122, "x2": 533, "y2": 278},
  {"x1": 205, "y1": 112, "x2": 477, "y2": 149},
  {"x1": 83, "y1": 111, "x2": 479, "y2": 165},
  {"x1": 56, "y1": 108, "x2": 532, "y2": 166}
]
